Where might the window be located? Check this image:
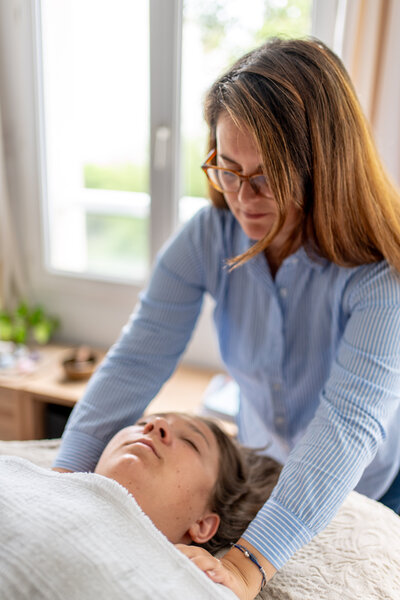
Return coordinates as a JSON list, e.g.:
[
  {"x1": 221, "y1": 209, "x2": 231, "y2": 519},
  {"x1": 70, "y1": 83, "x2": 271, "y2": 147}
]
[
  {"x1": 38, "y1": 0, "x2": 150, "y2": 281},
  {"x1": 37, "y1": 0, "x2": 313, "y2": 285}
]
